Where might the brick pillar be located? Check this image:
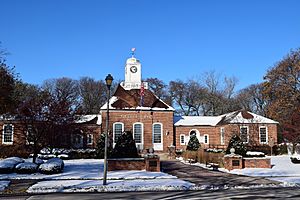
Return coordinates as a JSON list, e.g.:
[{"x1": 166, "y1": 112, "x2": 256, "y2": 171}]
[
  {"x1": 144, "y1": 154, "x2": 160, "y2": 172},
  {"x1": 223, "y1": 154, "x2": 243, "y2": 171}
]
